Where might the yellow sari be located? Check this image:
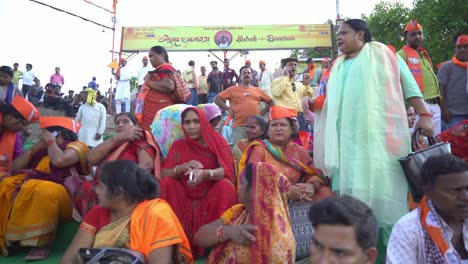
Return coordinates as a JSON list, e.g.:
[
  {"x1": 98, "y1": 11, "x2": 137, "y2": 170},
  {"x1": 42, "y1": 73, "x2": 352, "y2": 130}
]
[{"x1": 0, "y1": 141, "x2": 89, "y2": 256}]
